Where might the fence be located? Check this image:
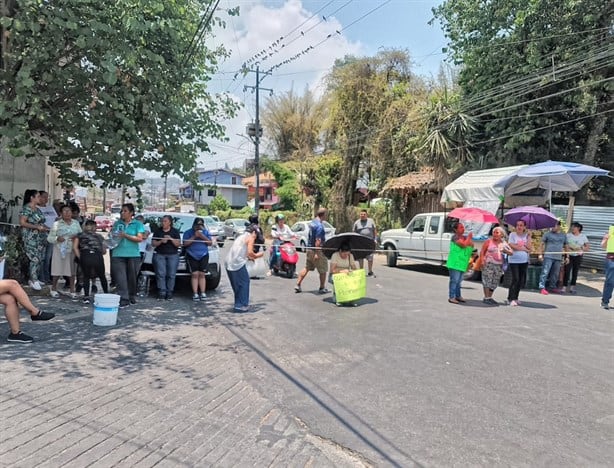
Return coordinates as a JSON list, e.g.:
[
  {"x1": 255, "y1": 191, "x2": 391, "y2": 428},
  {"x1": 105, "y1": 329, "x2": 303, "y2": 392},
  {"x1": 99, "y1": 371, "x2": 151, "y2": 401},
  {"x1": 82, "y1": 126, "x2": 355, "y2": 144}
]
[{"x1": 552, "y1": 204, "x2": 614, "y2": 272}]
